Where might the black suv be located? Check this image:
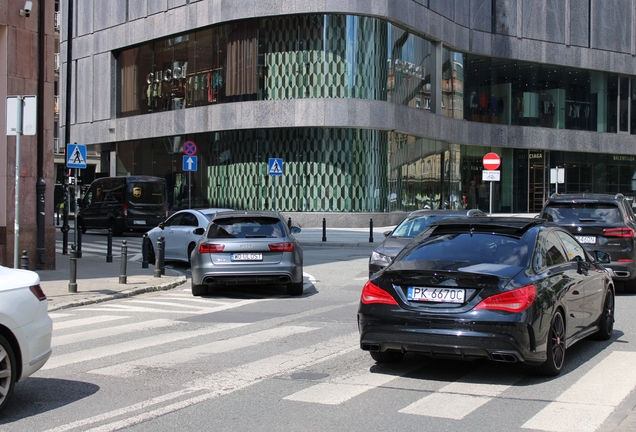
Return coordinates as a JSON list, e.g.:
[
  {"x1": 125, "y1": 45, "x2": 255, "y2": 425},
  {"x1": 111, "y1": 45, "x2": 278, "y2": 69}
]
[{"x1": 540, "y1": 193, "x2": 636, "y2": 290}]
